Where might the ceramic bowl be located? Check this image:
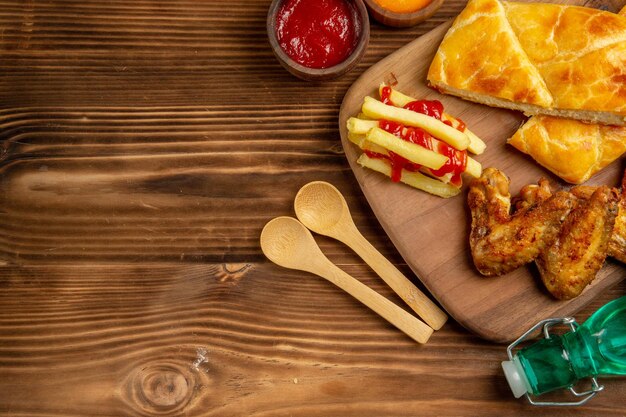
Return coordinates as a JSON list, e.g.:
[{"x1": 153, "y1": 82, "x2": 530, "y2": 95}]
[{"x1": 267, "y1": 0, "x2": 370, "y2": 81}]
